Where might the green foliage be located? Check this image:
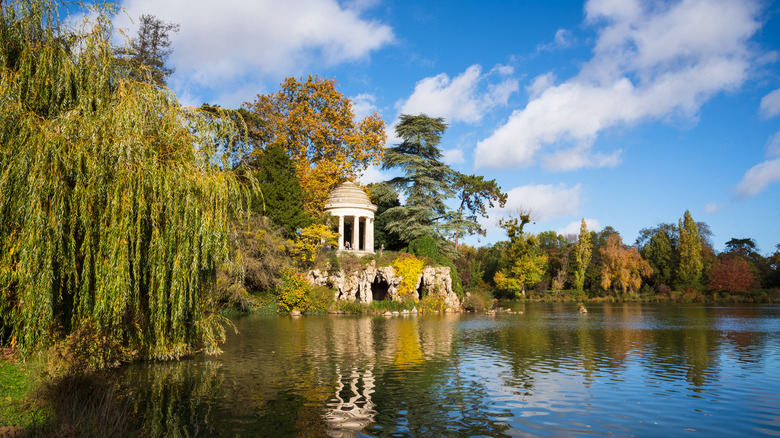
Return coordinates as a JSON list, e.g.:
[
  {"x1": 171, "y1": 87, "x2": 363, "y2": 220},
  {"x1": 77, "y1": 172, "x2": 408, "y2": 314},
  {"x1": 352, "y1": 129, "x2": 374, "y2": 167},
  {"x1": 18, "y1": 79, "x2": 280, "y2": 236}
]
[
  {"x1": 449, "y1": 172, "x2": 507, "y2": 248},
  {"x1": 392, "y1": 253, "x2": 426, "y2": 300},
  {"x1": 573, "y1": 218, "x2": 592, "y2": 292},
  {"x1": 276, "y1": 272, "x2": 312, "y2": 313},
  {"x1": 0, "y1": 0, "x2": 245, "y2": 364},
  {"x1": 637, "y1": 223, "x2": 678, "y2": 289},
  {"x1": 382, "y1": 114, "x2": 455, "y2": 242},
  {"x1": 409, "y1": 236, "x2": 439, "y2": 260},
  {"x1": 461, "y1": 288, "x2": 493, "y2": 312},
  {"x1": 250, "y1": 144, "x2": 311, "y2": 236},
  {"x1": 676, "y1": 210, "x2": 703, "y2": 290},
  {"x1": 294, "y1": 223, "x2": 339, "y2": 266},
  {"x1": 493, "y1": 213, "x2": 548, "y2": 298},
  {"x1": 368, "y1": 182, "x2": 405, "y2": 251}
]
